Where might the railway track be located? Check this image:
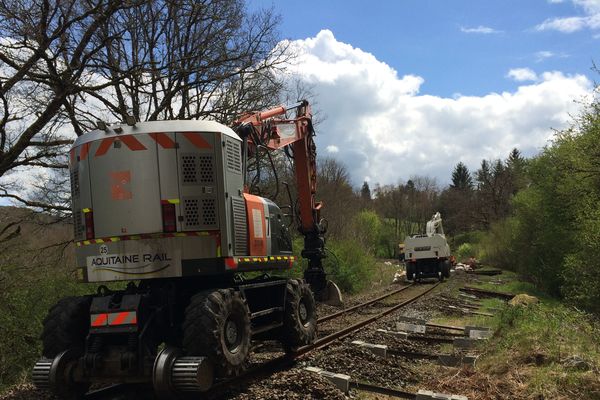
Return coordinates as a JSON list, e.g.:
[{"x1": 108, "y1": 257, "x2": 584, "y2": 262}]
[
  {"x1": 206, "y1": 281, "x2": 441, "y2": 397},
  {"x1": 83, "y1": 282, "x2": 441, "y2": 399}
]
